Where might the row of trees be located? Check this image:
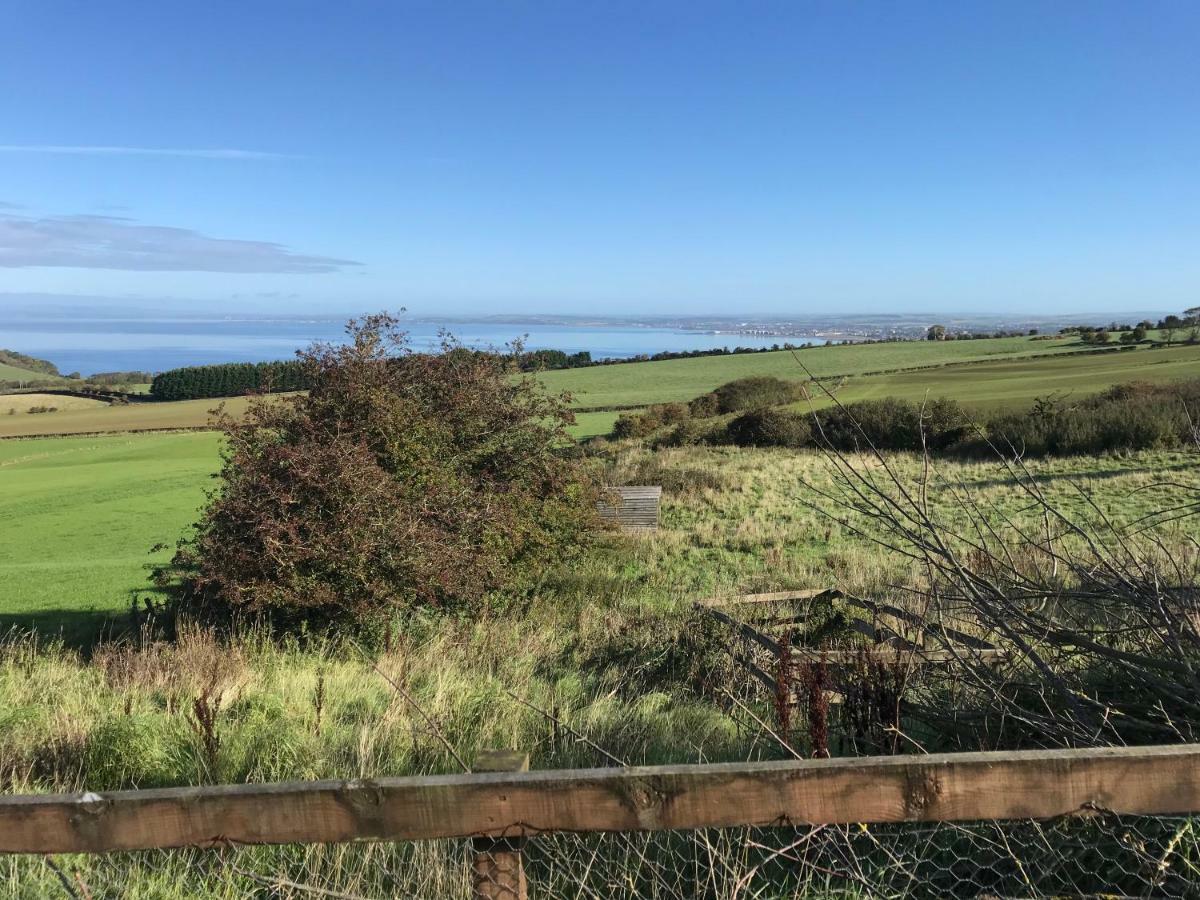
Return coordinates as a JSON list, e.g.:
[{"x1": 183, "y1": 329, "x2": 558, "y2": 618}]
[
  {"x1": 926, "y1": 325, "x2": 1038, "y2": 340},
  {"x1": 516, "y1": 348, "x2": 594, "y2": 371},
  {"x1": 149, "y1": 360, "x2": 311, "y2": 401},
  {"x1": 1059, "y1": 307, "x2": 1200, "y2": 345}
]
